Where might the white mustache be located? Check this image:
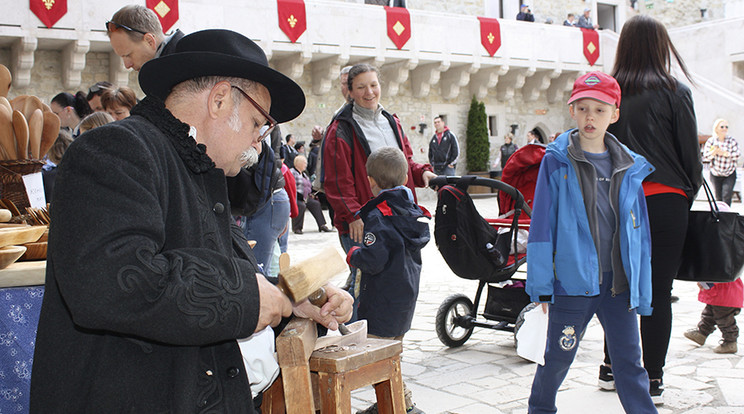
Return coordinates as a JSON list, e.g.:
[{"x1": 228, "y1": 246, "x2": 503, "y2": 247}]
[{"x1": 240, "y1": 147, "x2": 259, "y2": 168}]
